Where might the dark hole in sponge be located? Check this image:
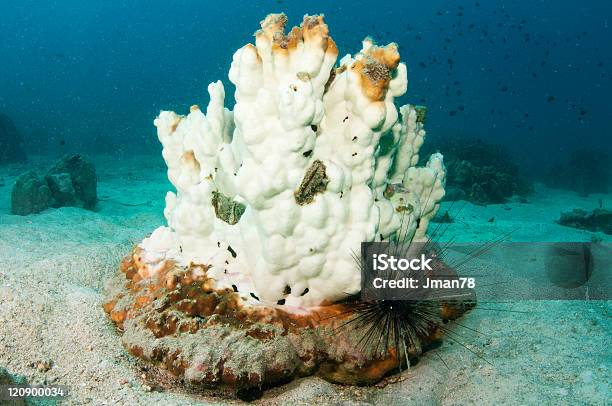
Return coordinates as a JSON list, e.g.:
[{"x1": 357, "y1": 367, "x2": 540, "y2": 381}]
[
  {"x1": 283, "y1": 285, "x2": 291, "y2": 295},
  {"x1": 300, "y1": 288, "x2": 309, "y2": 296},
  {"x1": 232, "y1": 284, "x2": 238, "y2": 292},
  {"x1": 250, "y1": 292, "x2": 260, "y2": 301},
  {"x1": 303, "y1": 150, "x2": 312, "y2": 158},
  {"x1": 277, "y1": 299, "x2": 286, "y2": 305},
  {"x1": 311, "y1": 125, "x2": 317, "y2": 132},
  {"x1": 227, "y1": 246, "x2": 237, "y2": 258}
]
